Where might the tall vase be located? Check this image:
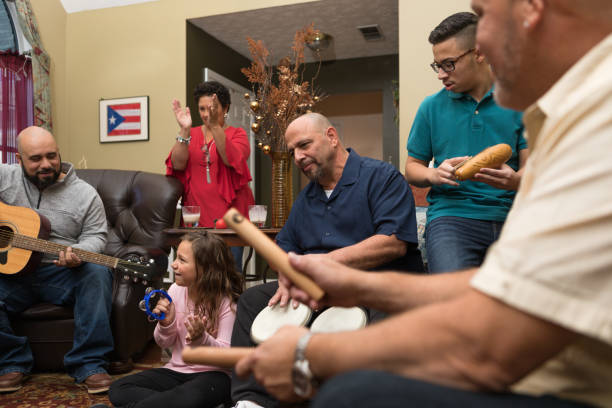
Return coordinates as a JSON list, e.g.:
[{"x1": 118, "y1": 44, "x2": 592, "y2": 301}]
[{"x1": 270, "y1": 151, "x2": 293, "y2": 228}]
